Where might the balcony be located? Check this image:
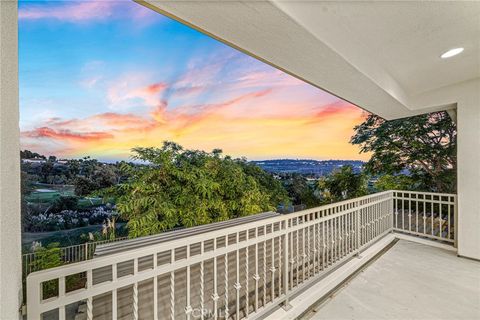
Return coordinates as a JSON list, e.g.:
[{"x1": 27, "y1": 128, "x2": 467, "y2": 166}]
[
  {"x1": 25, "y1": 190, "x2": 479, "y2": 320},
  {"x1": 299, "y1": 240, "x2": 479, "y2": 320}
]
